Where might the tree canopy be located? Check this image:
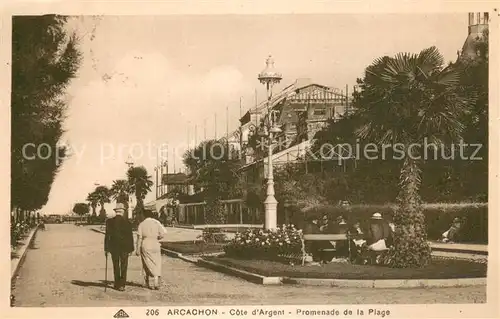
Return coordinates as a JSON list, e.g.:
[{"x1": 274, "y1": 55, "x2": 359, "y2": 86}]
[
  {"x1": 72, "y1": 202, "x2": 90, "y2": 216},
  {"x1": 11, "y1": 15, "x2": 81, "y2": 212},
  {"x1": 183, "y1": 140, "x2": 243, "y2": 200},
  {"x1": 127, "y1": 166, "x2": 154, "y2": 212}
]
